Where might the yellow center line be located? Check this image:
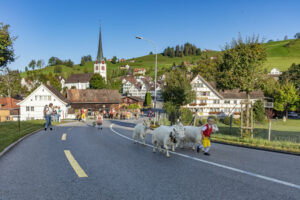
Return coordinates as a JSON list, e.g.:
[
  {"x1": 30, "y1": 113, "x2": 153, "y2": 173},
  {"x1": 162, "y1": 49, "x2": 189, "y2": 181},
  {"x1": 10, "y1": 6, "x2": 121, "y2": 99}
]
[
  {"x1": 61, "y1": 133, "x2": 67, "y2": 141},
  {"x1": 64, "y1": 150, "x2": 88, "y2": 178}
]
